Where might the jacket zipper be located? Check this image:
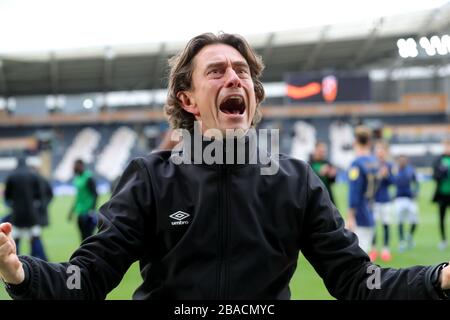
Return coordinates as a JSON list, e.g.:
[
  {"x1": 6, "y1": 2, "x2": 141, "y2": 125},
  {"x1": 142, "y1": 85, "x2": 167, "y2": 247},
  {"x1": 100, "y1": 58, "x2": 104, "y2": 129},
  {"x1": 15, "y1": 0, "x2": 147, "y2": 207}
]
[{"x1": 217, "y1": 164, "x2": 228, "y2": 299}]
